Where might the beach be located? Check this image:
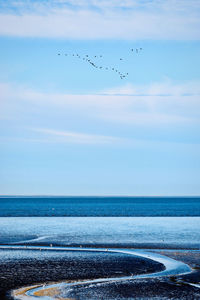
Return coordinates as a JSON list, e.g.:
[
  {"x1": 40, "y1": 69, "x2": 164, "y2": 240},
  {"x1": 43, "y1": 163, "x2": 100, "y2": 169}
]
[
  {"x1": 0, "y1": 246, "x2": 199, "y2": 299},
  {"x1": 0, "y1": 247, "x2": 164, "y2": 299},
  {"x1": 0, "y1": 197, "x2": 200, "y2": 299},
  {"x1": 1, "y1": 0, "x2": 200, "y2": 293}
]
